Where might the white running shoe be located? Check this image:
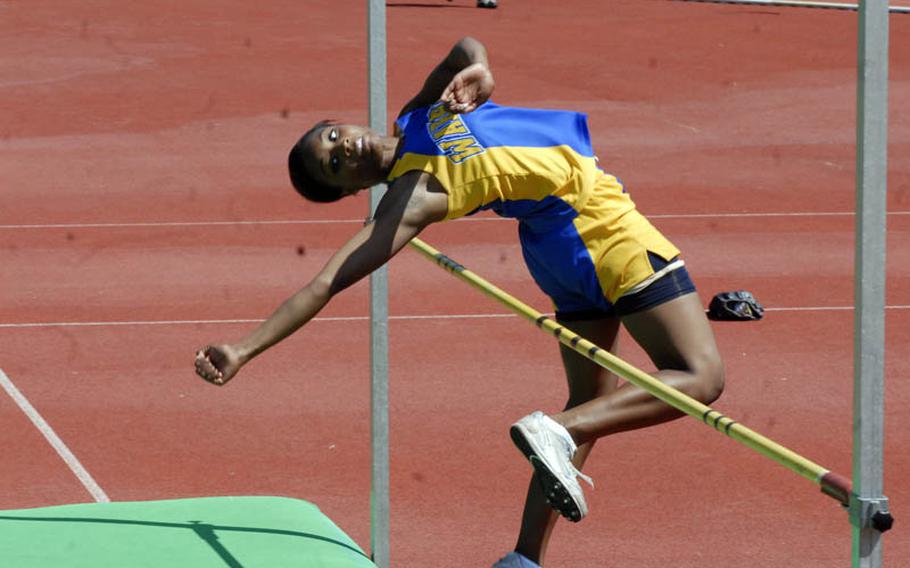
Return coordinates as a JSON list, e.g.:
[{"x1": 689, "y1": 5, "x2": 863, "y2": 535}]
[
  {"x1": 492, "y1": 551, "x2": 540, "y2": 568},
  {"x1": 510, "y1": 411, "x2": 593, "y2": 522}
]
